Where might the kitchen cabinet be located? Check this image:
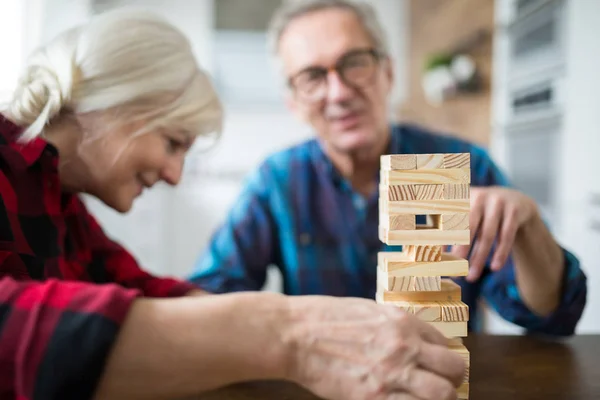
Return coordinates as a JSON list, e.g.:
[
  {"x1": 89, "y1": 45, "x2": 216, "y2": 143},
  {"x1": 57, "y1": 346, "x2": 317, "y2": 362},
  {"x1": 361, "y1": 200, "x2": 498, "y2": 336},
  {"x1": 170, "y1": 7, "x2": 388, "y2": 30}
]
[{"x1": 490, "y1": 0, "x2": 600, "y2": 333}]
